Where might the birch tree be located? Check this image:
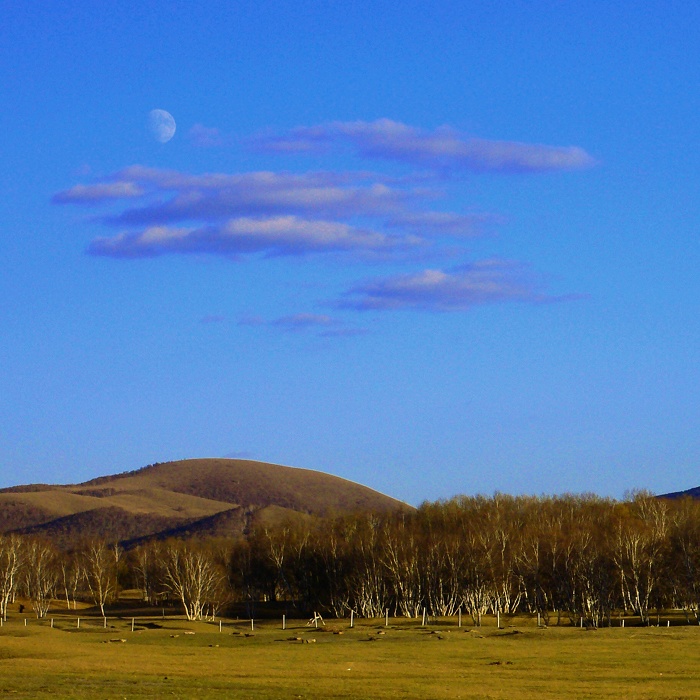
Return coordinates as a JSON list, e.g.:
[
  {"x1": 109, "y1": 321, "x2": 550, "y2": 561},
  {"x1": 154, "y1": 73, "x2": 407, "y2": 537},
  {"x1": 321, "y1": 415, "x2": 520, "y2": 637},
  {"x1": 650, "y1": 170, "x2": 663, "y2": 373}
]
[
  {"x1": 382, "y1": 514, "x2": 424, "y2": 617},
  {"x1": 60, "y1": 554, "x2": 81, "y2": 611},
  {"x1": 81, "y1": 540, "x2": 117, "y2": 616},
  {"x1": 667, "y1": 499, "x2": 700, "y2": 620},
  {"x1": 23, "y1": 538, "x2": 59, "y2": 618},
  {"x1": 345, "y1": 515, "x2": 390, "y2": 618},
  {"x1": 132, "y1": 542, "x2": 163, "y2": 605},
  {"x1": 0, "y1": 535, "x2": 24, "y2": 621},
  {"x1": 613, "y1": 495, "x2": 667, "y2": 625},
  {"x1": 318, "y1": 521, "x2": 353, "y2": 618},
  {"x1": 162, "y1": 542, "x2": 226, "y2": 620}
]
